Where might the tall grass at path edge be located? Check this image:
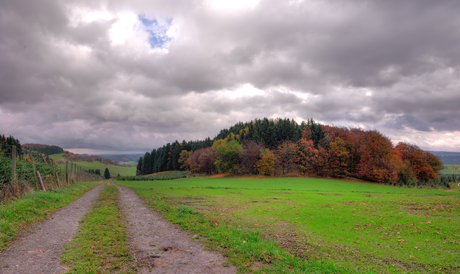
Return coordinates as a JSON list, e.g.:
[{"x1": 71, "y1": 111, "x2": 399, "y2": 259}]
[{"x1": 0, "y1": 181, "x2": 100, "y2": 250}]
